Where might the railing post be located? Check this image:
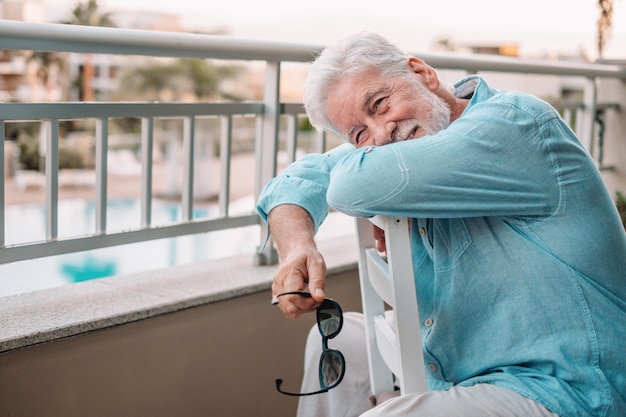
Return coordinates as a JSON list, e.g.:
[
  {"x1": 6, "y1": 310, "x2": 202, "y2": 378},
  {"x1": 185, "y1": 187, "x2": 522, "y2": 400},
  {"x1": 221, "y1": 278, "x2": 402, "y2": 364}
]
[
  {"x1": 577, "y1": 77, "x2": 598, "y2": 155},
  {"x1": 140, "y1": 117, "x2": 154, "y2": 228},
  {"x1": 44, "y1": 120, "x2": 59, "y2": 240},
  {"x1": 219, "y1": 115, "x2": 232, "y2": 217},
  {"x1": 254, "y1": 61, "x2": 280, "y2": 266},
  {"x1": 0, "y1": 121, "x2": 5, "y2": 247},
  {"x1": 596, "y1": 75, "x2": 626, "y2": 196},
  {"x1": 182, "y1": 116, "x2": 195, "y2": 221},
  {"x1": 285, "y1": 114, "x2": 297, "y2": 164},
  {"x1": 95, "y1": 118, "x2": 108, "y2": 234}
]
